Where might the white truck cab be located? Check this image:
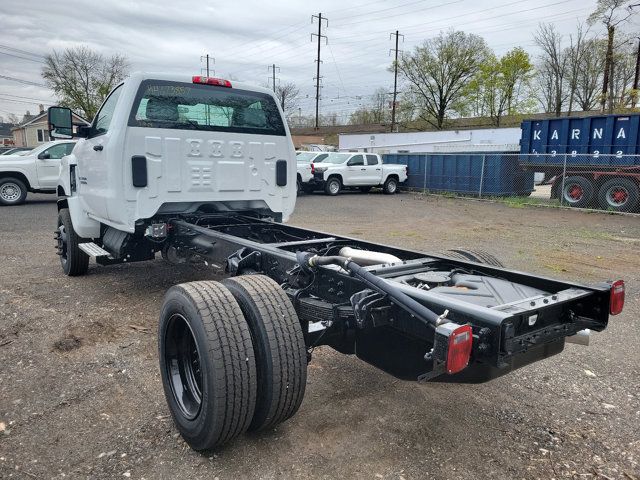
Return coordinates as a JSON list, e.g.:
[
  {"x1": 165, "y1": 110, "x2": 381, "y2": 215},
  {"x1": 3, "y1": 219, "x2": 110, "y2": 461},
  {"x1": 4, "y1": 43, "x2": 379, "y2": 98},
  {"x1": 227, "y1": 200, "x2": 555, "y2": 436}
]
[{"x1": 48, "y1": 73, "x2": 297, "y2": 274}]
